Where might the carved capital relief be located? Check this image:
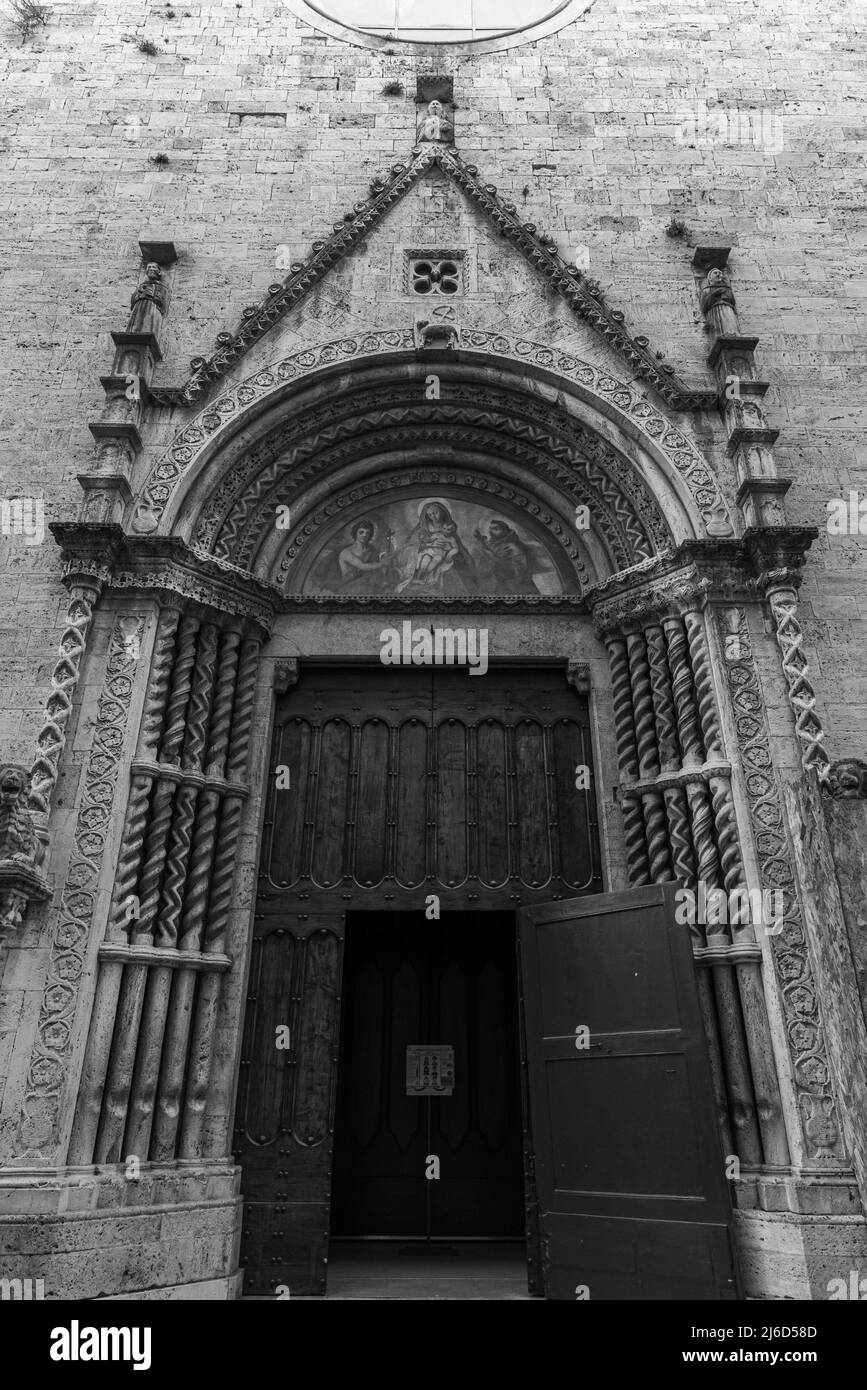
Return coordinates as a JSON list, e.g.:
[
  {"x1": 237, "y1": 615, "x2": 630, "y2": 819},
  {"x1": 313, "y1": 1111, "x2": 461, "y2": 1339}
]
[{"x1": 717, "y1": 606, "x2": 846, "y2": 1165}]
